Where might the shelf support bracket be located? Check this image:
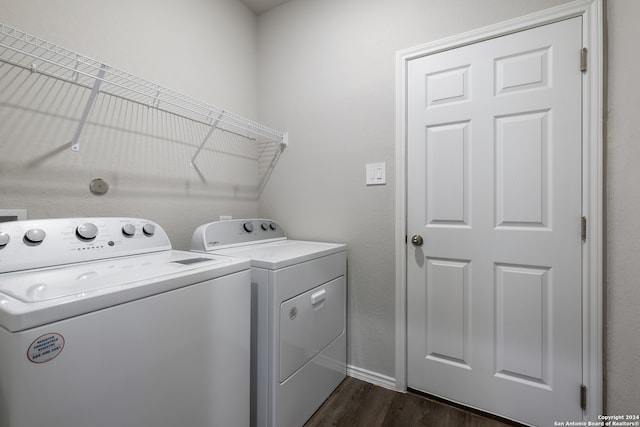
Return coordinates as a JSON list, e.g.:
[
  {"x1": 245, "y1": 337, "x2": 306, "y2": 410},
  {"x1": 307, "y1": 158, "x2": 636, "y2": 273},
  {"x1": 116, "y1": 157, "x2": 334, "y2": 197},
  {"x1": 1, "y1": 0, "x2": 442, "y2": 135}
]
[
  {"x1": 150, "y1": 85, "x2": 161, "y2": 109},
  {"x1": 190, "y1": 111, "x2": 225, "y2": 167},
  {"x1": 70, "y1": 63, "x2": 107, "y2": 151},
  {"x1": 72, "y1": 55, "x2": 81, "y2": 82},
  {"x1": 257, "y1": 139, "x2": 286, "y2": 196}
]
